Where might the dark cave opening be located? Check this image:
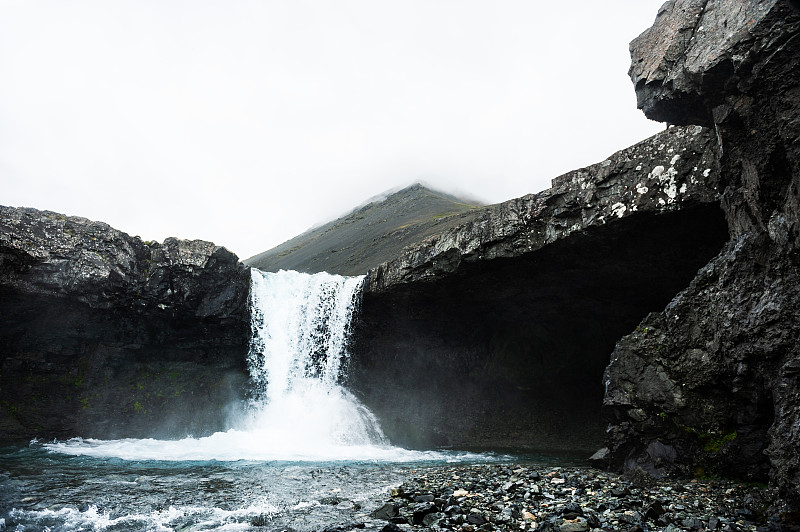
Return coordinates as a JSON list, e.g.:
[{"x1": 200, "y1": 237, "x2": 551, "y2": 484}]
[{"x1": 349, "y1": 203, "x2": 730, "y2": 453}]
